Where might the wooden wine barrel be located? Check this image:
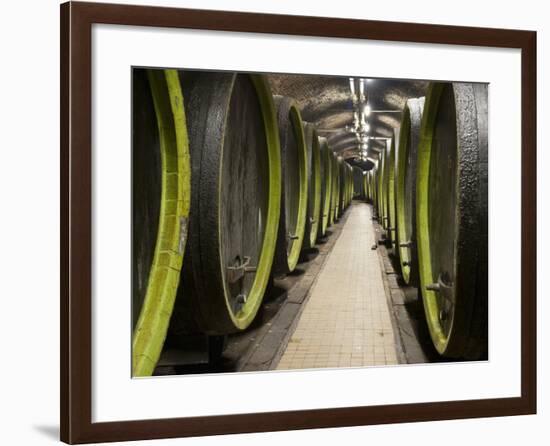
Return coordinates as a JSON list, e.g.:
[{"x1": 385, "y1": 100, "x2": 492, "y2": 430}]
[
  {"x1": 382, "y1": 140, "x2": 393, "y2": 235},
  {"x1": 327, "y1": 152, "x2": 334, "y2": 228},
  {"x1": 345, "y1": 164, "x2": 352, "y2": 206},
  {"x1": 303, "y1": 123, "x2": 322, "y2": 248},
  {"x1": 346, "y1": 164, "x2": 350, "y2": 206},
  {"x1": 371, "y1": 167, "x2": 378, "y2": 212},
  {"x1": 363, "y1": 171, "x2": 369, "y2": 202},
  {"x1": 386, "y1": 134, "x2": 398, "y2": 252},
  {"x1": 171, "y1": 72, "x2": 281, "y2": 335},
  {"x1": 349, "y1": 164, "x2": 354, "y2": 203},
  {"x1": 272, "y1": 96, "x2": 308, "y2": 275},
  {"x1": 352, "y1": 166, "x2": 365, "y2": 200},
  {"x1": 371, "y1": 169, "x2": 375, "y2": 203},
  {"x1": 348, "y1": 165, "x2": 353, "y2": 205},
  {"x1": 395, "y1": 97, "x2": 425, "y2": 286},
  {"x1": 331, "y1": 153, "x2": 340, "y2": 221},
  {"x1": 344, "y1": 160, "x2": 350, "y2": 212},
  {"x1": 372, "y1": 168, "x2": 377, "y2": 204},
  {"x1": 318, "y1": 137, "x2": 332, "y2": 237},
  {"x1": 416, "y1": 82, "x2": 488, "y2": 359},
  {"x1": 132, "y1": 69, "x2": 191, "y2": 377},
  {"x1": 337, "y1": 156, "x2": 346, "y2": 217},
  {"x1": 376, "y1": 146, "x2": 387, "y2": 227},
  {"x1": 370, "y1": 170, "x2": 375, "y2": 204}
]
